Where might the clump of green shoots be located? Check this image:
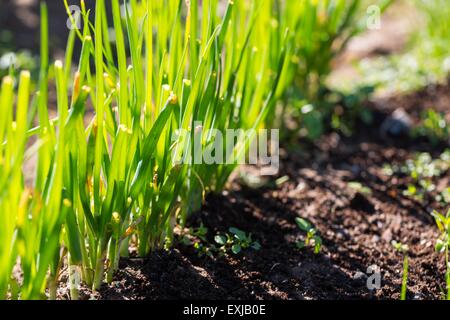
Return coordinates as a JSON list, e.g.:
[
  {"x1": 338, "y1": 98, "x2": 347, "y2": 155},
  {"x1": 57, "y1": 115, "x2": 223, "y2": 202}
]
[
  {"x1": 392, "y1": 240, "x2": 409, "y2": 300},
  {"x1": 432, "y1": 209, "x2": 450, "y2": 300},
  {"x1": 383, "y1": 150, "x2": 450, "y2": 203},
  {"x1": 414, "y1": 109, "x2": 449, "y2": 146},
  {"x1": 295, "y1": 217, "x2": 322, "y2": 254}
]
